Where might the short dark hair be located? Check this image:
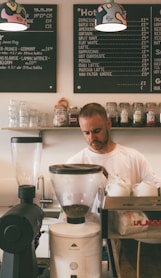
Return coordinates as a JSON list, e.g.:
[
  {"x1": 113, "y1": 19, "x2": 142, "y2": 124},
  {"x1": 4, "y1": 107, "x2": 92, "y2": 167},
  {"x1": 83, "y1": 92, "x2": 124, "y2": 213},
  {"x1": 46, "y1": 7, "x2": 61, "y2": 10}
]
[{"x1": 79, "y1": 103, "x2": 107, "y2": 120}]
